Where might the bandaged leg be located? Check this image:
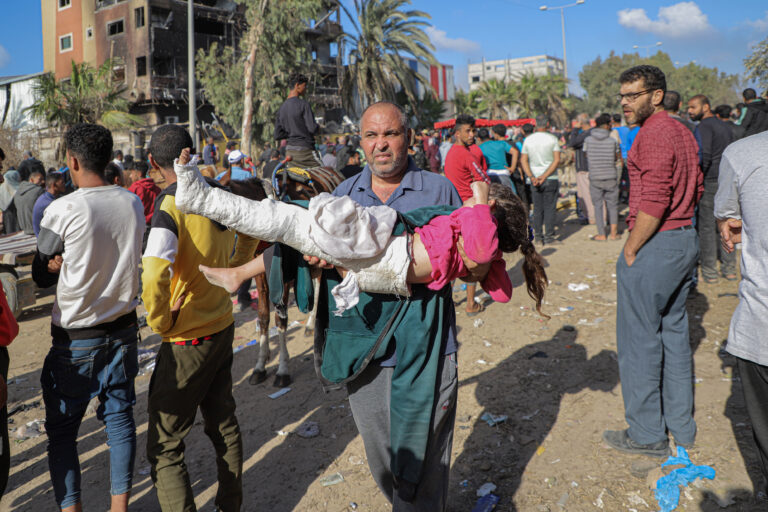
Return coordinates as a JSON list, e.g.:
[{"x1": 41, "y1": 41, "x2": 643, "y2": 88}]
[{"x1": 175, "y1": 161, "x2": 411, "y2": 307}]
